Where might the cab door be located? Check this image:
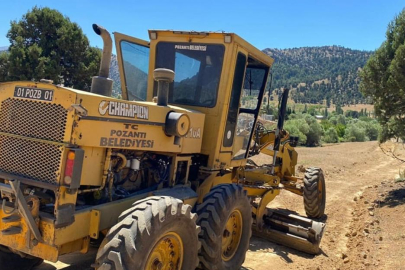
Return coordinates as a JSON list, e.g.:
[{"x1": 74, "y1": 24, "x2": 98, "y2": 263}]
[
  {"x1": 232, "y1": 62, "x2": 269, "y2": 160},
  {"x1": 114, "y1": 32, "x2": 150, "y2": 101},
  {"x1": 221, "y1": 49, "x2": 270, "y2": 161}
]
